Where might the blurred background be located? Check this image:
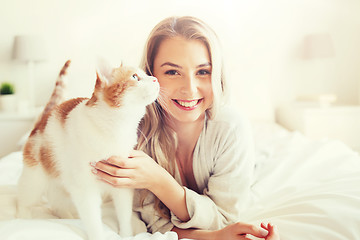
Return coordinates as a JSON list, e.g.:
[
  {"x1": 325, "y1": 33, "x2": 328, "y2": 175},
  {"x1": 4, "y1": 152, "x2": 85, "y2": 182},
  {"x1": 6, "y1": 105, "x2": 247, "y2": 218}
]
[{"x1": 1, "y1": 0, "x2": 360, "y2": 155}]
